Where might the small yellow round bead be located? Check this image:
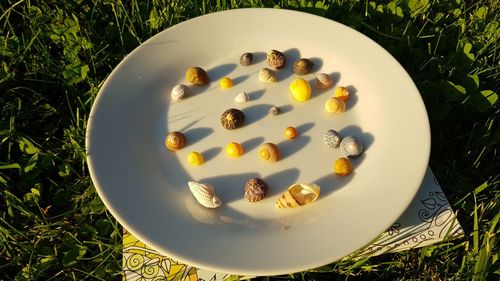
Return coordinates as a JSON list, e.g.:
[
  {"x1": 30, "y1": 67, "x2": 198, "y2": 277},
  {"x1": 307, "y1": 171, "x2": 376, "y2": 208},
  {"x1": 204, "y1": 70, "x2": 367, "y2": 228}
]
[
  {"x1": 225, "y1": 142, "x2": 244, "y2": 157},
  {"x1": 334, "y1": 86, "x2": 350, "y2": 101},
  {"x1": 284, "y1": 126, "x2": 298, "y2": 139},
  {"x1": 289, "y1": 78, "x2": 311, "y2": 102},
  {"x1": 219, "y1": 77, "x2": 234, "y2": 89},
  {"x1": 187, "y1": 152, "x2": 204, "y2": 166}
]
